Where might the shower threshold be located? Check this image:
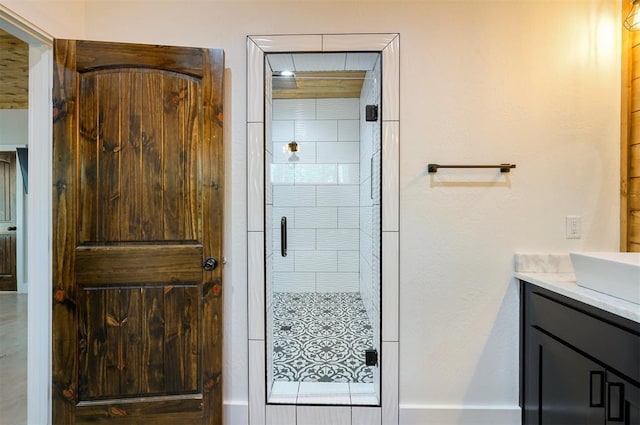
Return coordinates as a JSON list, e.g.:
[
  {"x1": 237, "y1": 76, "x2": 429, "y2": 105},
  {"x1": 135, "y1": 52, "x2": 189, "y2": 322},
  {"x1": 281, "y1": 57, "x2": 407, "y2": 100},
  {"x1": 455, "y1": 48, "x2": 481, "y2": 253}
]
[{"x1": 268, "y1": 381, "x2": 378, "y2": 406}]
